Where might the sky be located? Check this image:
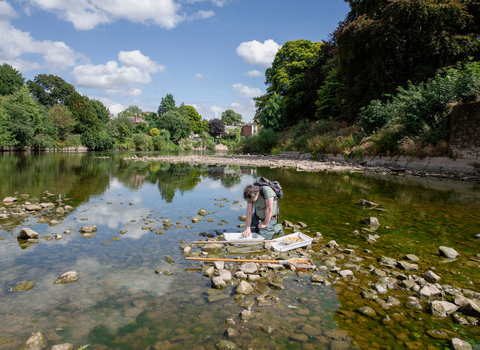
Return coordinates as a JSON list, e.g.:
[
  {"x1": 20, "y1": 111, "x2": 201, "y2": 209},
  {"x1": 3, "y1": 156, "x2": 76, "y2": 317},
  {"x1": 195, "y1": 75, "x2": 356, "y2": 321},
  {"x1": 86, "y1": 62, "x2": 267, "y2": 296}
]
[{"x1": 0, "y1": 0, "x2": 350, "y2": 122}]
